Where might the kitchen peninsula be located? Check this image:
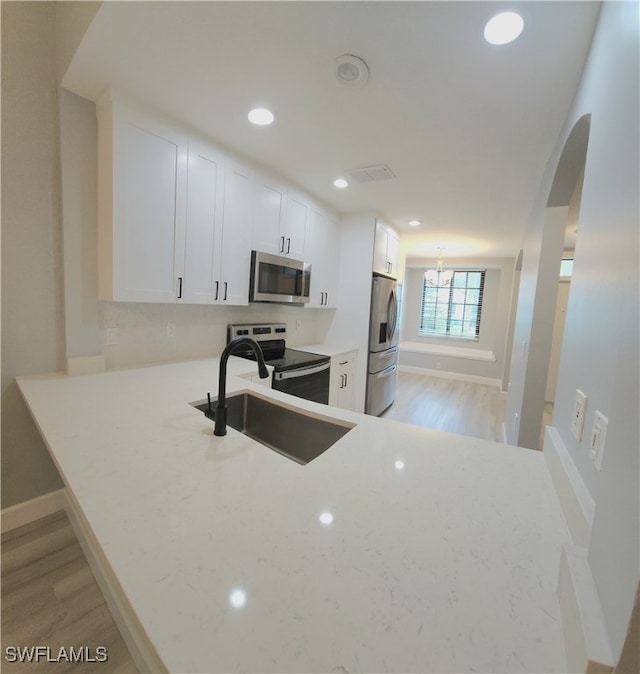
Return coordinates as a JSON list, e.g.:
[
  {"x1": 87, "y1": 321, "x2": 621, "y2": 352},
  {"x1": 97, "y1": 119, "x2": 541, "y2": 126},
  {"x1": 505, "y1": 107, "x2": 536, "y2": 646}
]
[{"x1": 17, "y1": 357, "x2": 570, "y2": 673}]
